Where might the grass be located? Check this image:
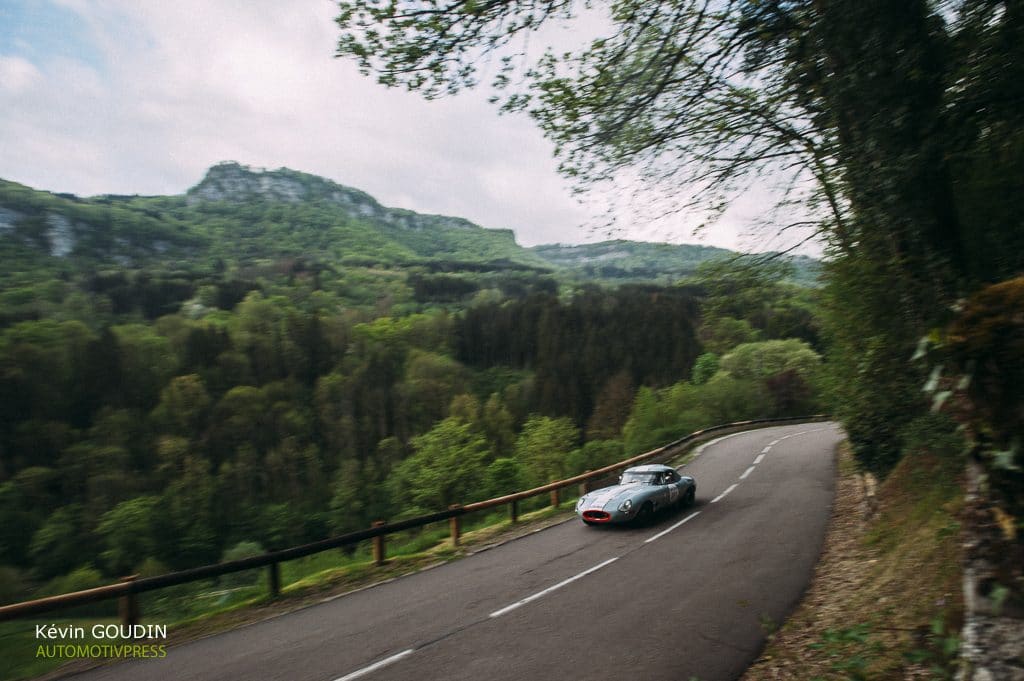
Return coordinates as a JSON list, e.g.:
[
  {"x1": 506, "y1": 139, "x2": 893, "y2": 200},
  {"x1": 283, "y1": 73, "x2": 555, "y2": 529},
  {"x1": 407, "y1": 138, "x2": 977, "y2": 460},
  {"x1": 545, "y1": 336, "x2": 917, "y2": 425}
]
[
  {"x1": 0, "y1": 618, "x2": 131, "y2": 681},
  {"x1": 742, "y1": 438, "x2": 966, "y2": 680},
  {"x1": 0, "y1": 502, "x2": 577, "y2": 681},
  {"x1": 1, "y1": 432, "x2": 714, "y2": 680}
]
